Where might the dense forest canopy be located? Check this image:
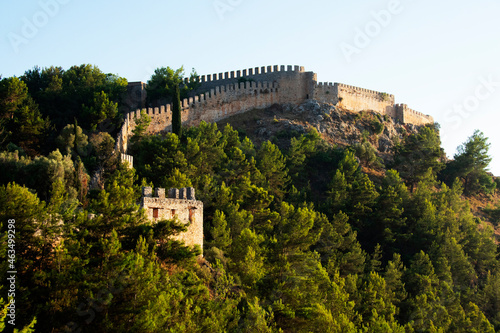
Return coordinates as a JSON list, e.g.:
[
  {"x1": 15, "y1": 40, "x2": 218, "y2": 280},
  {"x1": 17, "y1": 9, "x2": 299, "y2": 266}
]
[{"x1": 0, "y1": 64, "x2": 499, "y2": 332}]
